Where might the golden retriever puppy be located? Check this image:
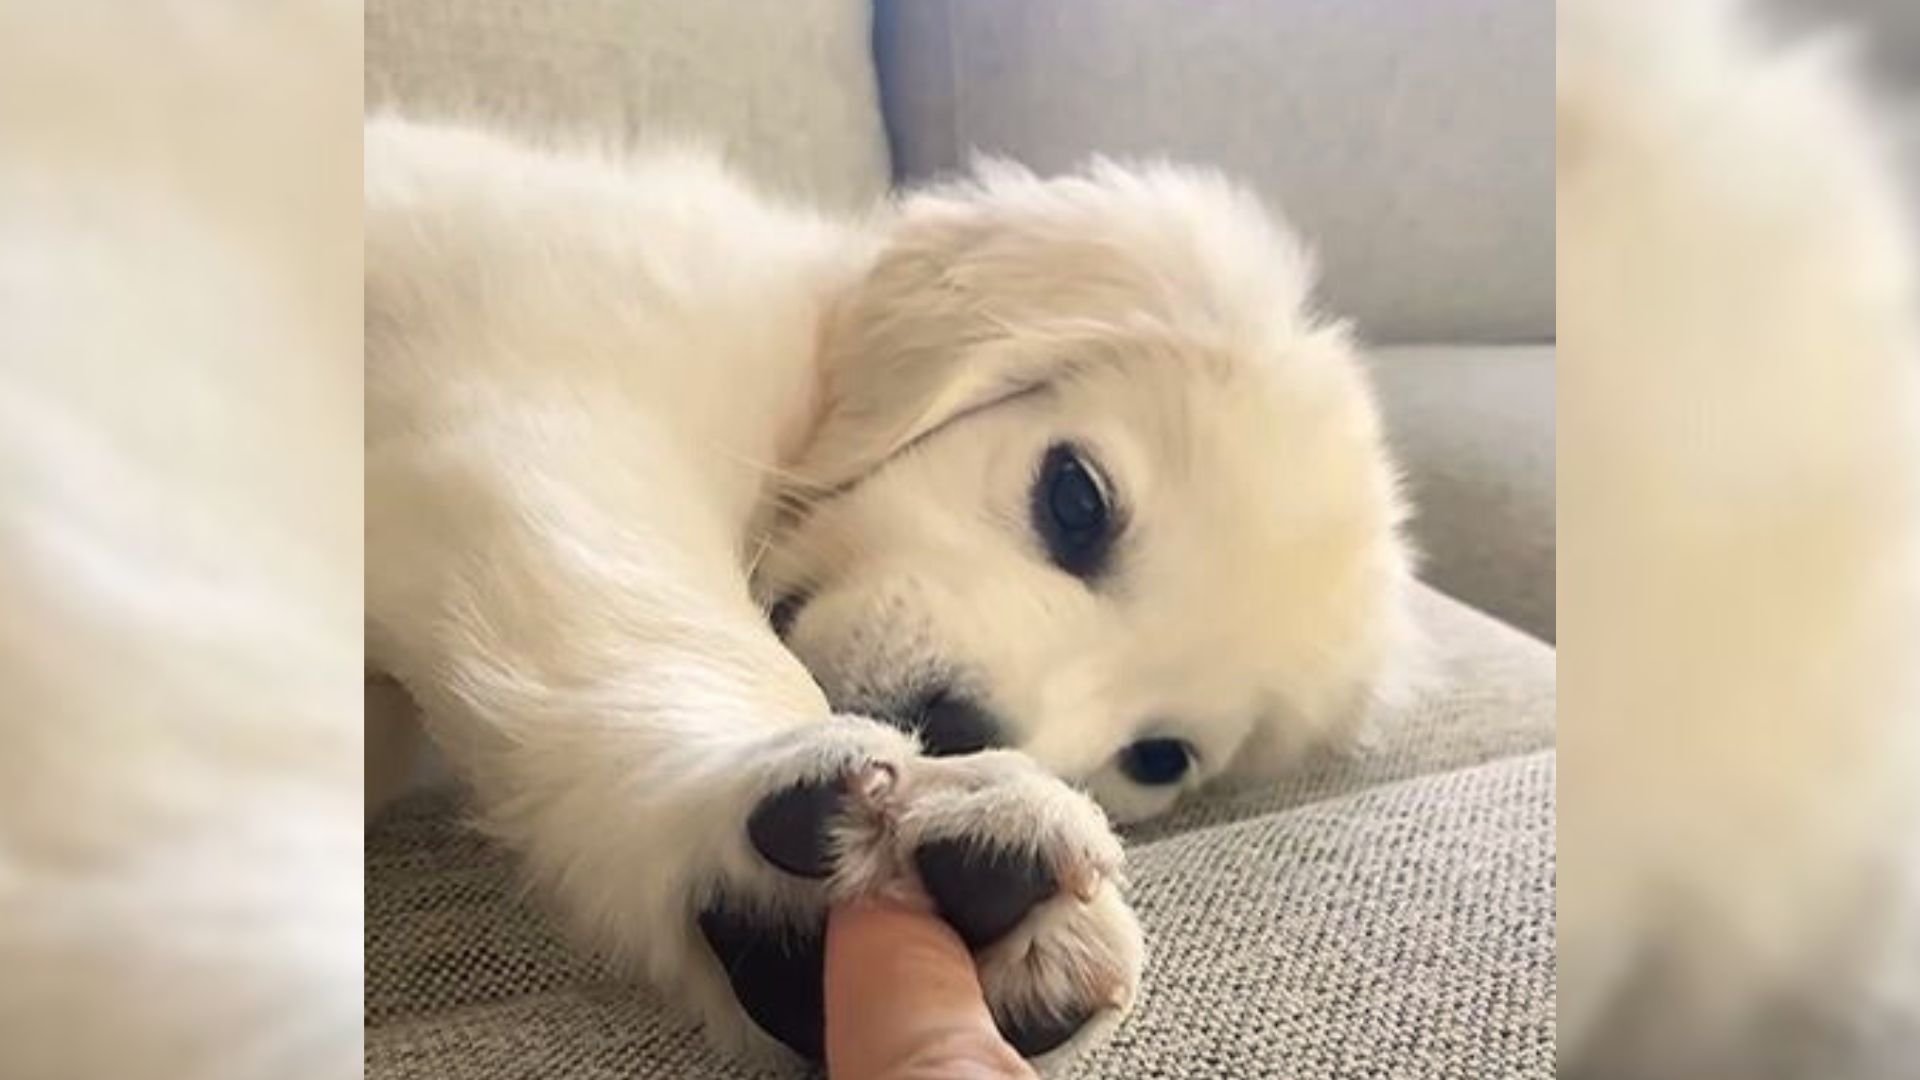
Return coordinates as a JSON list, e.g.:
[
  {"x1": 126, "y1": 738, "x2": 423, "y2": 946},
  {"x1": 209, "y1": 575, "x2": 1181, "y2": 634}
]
[{"x1": 364, "y1": 119, "x2": 1415, "y2": 1066}]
